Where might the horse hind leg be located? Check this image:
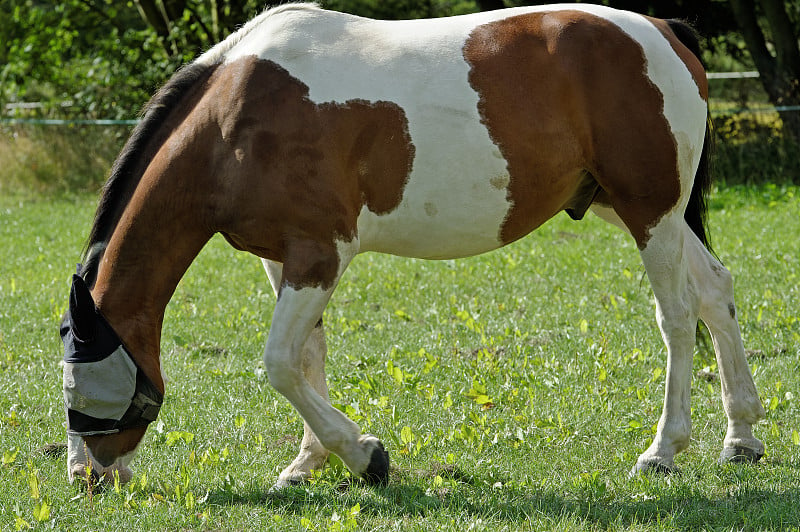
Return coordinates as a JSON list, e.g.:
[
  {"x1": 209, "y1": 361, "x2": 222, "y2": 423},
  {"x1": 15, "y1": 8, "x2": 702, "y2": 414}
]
[
  {"x1": 630, "y1": 214, "x2": 765, "y2": 474},
  {"x1": 631, "y1": 214, "x2": 699, "y2": 474},
  {"x1": 263, "y1": 259, "x2": 331, "y2": 488},
  {"x1": 590, "y1": 205, "x2": 697, "y2": 472},
  {"x1": 686, "y1": 235, "x2": 765, "y2": 463}
]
